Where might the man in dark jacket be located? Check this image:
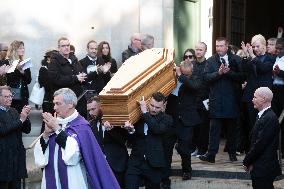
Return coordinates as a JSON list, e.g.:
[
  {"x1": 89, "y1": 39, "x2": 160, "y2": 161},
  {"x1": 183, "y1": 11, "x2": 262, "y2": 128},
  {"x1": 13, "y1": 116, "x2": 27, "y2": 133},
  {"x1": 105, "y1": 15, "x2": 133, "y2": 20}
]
[
  {"x1": 0, "y1": 86, "x2": 31, "y2": 189},
  {"x1": 48, "y1": 37, "x2": 88, "y2": 118},
  {"x1": 87, "y1": 96, "x2": 129, "y2": 188},
  {"x1": 125, "y1": 92, "x2": 172, "y2": 189},
  {"x1": 122, "y1": 33, "x2": 142, "y2": 62},
  {"x1": 199, "y1": 37, "x2": 245, "y2": 163},
  {"x1": 243, "y1": 87, "x2": 281, "y2": 189},
  {"x1": 79, "y1": 40, "x2": 112, "y2": 96}
]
